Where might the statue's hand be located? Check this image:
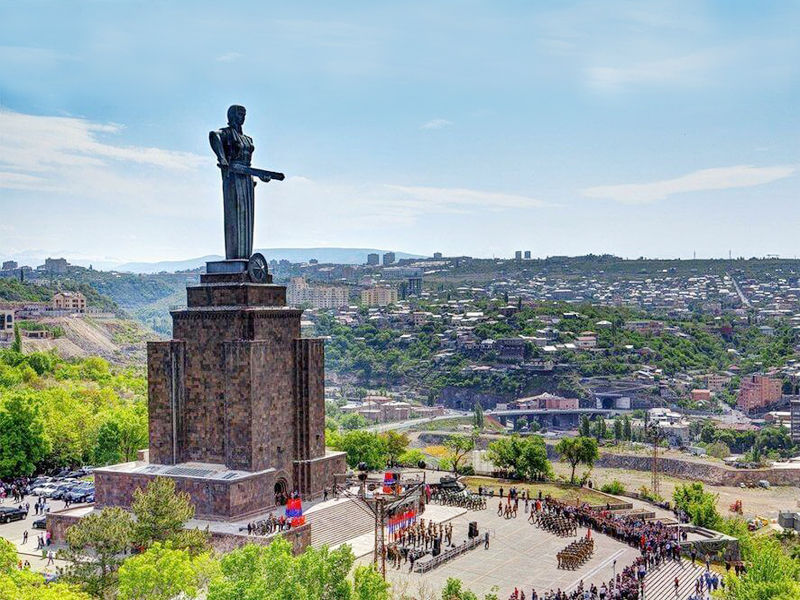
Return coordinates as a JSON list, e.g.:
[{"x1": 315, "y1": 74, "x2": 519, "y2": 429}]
[{"x1": 217, "y1": 160, "x2": 229, "y2": 177}]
